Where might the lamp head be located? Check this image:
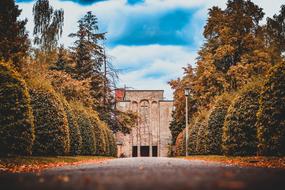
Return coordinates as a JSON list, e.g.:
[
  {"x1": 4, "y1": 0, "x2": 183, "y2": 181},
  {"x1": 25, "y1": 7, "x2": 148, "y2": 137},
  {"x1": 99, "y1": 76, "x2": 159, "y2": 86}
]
[{"x1": 184, "y1": 88, "x2": 190, "y2": 96}]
